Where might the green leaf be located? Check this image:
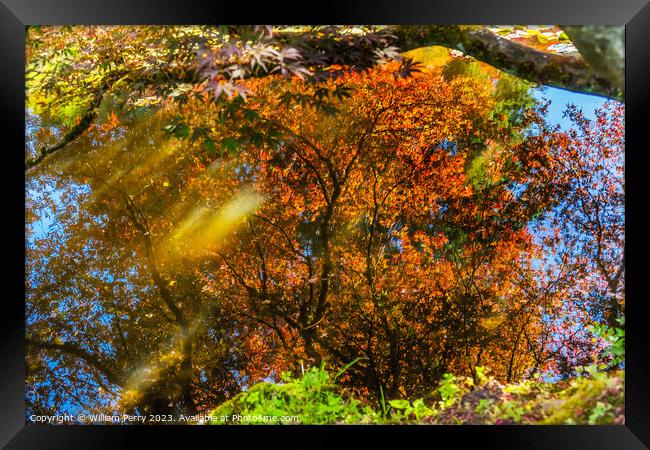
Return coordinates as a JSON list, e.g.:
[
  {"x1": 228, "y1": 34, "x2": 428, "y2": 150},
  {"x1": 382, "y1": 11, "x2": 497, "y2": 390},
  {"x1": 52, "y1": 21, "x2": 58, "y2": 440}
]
[
  {"x1": 389, "y1": 399, "x2": 410, "y2": 409},
  {"x1": 173, "y1": 123, "x2": 190, "y2": 139},
  {"x1": 334, "y1": 357, "x2": 362, "y2": 382},
  {"x1": 190, "y1": 127, "x2": 208, "y2": 143},
  {"x1": 204, "y1": 138, "x2": 217, "y2": 155},
  {"x1": 220, "y1": 137, "x2": 241, "y2": 155}
]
